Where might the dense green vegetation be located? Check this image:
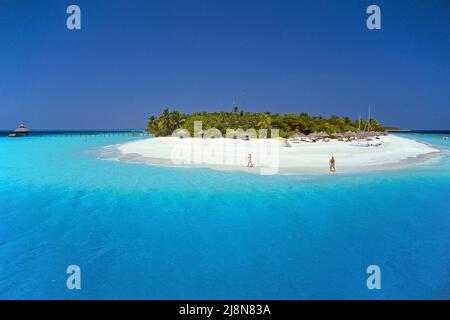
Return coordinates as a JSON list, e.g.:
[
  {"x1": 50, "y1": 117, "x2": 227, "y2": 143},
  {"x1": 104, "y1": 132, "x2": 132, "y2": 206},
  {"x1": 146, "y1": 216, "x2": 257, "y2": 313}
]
[{"x1": 147, "y1": 107, "x2": 386, "y2": 138}]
